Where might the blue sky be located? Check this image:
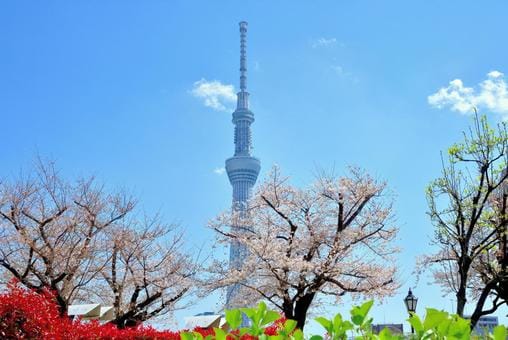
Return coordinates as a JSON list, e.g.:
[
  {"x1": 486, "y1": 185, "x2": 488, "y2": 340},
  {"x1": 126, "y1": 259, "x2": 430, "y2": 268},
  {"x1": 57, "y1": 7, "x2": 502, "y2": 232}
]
[{"x1": 1, "y1": 0, "x2": 507, "y2": 331}]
